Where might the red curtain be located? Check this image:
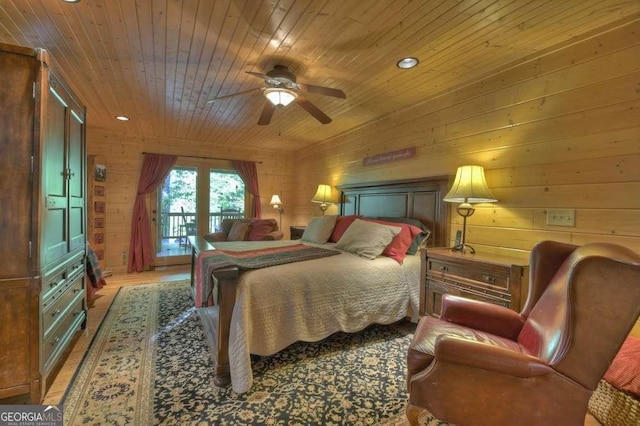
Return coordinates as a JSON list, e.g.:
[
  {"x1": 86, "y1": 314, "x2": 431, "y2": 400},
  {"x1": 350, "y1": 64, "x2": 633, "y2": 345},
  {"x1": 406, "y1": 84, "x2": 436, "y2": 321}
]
[
  {"x1": 128, "y1": 154, "x2": 178, "y2": 272},
  {"x1": 232, "y1": 160, "x2": 261, "y2": 218}
]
